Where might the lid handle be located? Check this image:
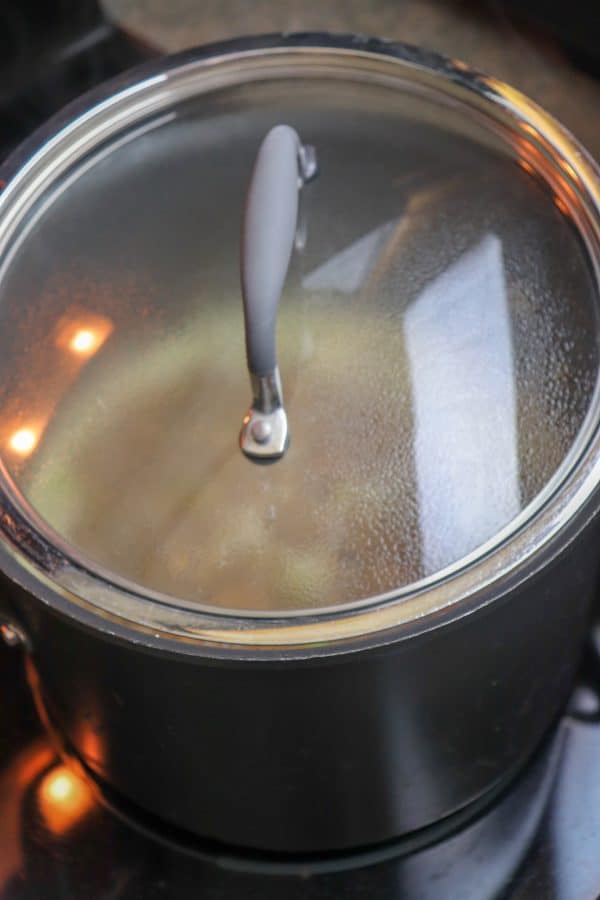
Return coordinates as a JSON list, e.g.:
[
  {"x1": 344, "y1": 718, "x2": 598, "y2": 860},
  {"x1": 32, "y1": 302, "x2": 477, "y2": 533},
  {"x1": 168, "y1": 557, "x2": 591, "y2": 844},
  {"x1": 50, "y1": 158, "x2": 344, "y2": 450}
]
[{"x1": 239, "y1": 125, "x2": 318, "y2": 461}]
